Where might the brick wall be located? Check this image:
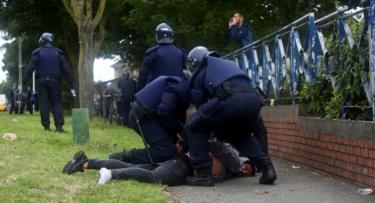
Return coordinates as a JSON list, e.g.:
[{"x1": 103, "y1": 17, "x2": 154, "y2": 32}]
[{"x1": 264, "y1": 116, "x2": 375, "y2": 190}]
